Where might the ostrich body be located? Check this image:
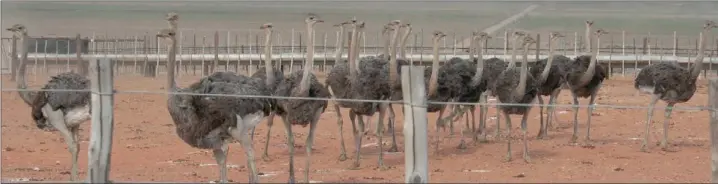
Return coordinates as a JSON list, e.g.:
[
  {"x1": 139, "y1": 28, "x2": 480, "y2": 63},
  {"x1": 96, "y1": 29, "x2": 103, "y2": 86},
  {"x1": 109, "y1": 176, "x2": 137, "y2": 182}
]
[
  {"x1": 8, "y1": 24, "x2": 90, "y2": 181},
  {"x1": 564, "y1": 28, "x2": 608, "y2": 144},
  {"x1": 249, "y1": 23, "x2": 286, "y2": 161},
  {"x1": 494, "y1": 35, "x2": 537, "y2": 162},
  {"x1": 160, "y1": 14, "x2": 268, "y2": 183},
  {"x1": 528, "y1": 32, "x2": 570, "y2": 139},
  {"x1": 273, "y1": 14, "x2": 330, "y2": 183},
  {"x1": 634, "y1": 21, "x2": 716, "y2": 151}
]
